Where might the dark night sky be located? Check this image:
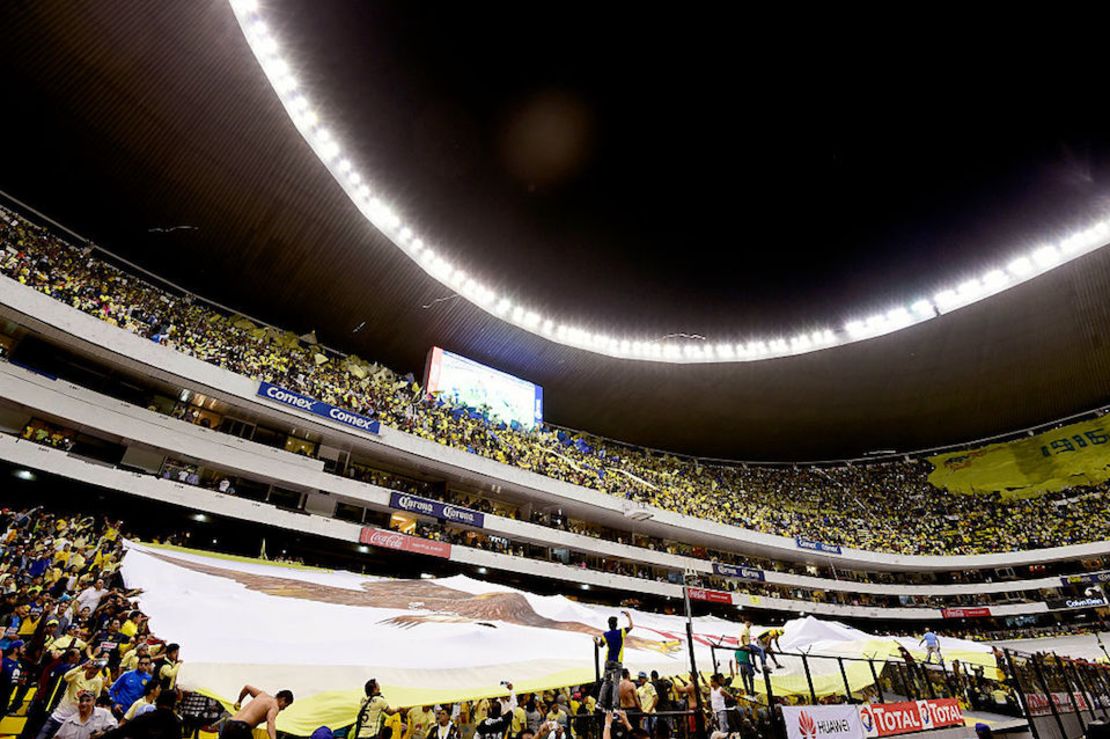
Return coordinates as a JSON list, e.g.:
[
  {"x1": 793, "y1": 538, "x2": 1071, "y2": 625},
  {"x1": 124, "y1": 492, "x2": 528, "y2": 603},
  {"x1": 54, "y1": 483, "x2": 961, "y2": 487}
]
[
  {"x1": 263, "y1": 3, "x2": 1110, "y2": 337},
  {"x1": 3, "y1": 2, "x2": 1110, "y2": 459}
]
